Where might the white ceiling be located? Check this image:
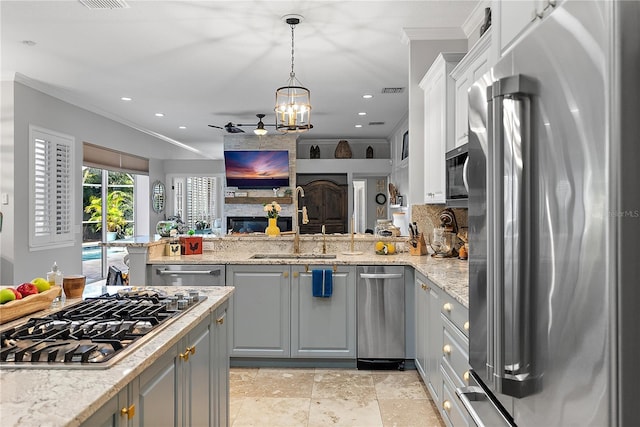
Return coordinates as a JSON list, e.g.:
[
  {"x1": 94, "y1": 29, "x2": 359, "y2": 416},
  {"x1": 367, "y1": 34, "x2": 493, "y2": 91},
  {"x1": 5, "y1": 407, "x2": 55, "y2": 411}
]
[{"x1": 1, "y1": 0, "x2": 478, "y2": 159}]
